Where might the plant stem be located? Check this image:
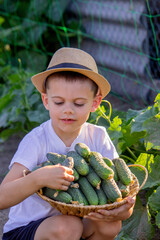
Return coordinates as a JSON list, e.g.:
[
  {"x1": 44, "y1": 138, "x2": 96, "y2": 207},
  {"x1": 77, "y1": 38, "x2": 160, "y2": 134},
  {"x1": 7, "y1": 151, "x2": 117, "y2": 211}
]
[
  {"x1": 97, "y1": 106, "x2": 112, "y2": 125},
  {"x1": 97, "y1": 100, "x2": 112, "y2": 125},
  {"x1": 102, "y1": 99, "x2": 112, "y2": 120},
  {"x1": 126, "y1": 146, "x2": 137, "y2": 161},
  {"x1": 120, "y1": 155, "x2": 135, "y2": 164}
]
